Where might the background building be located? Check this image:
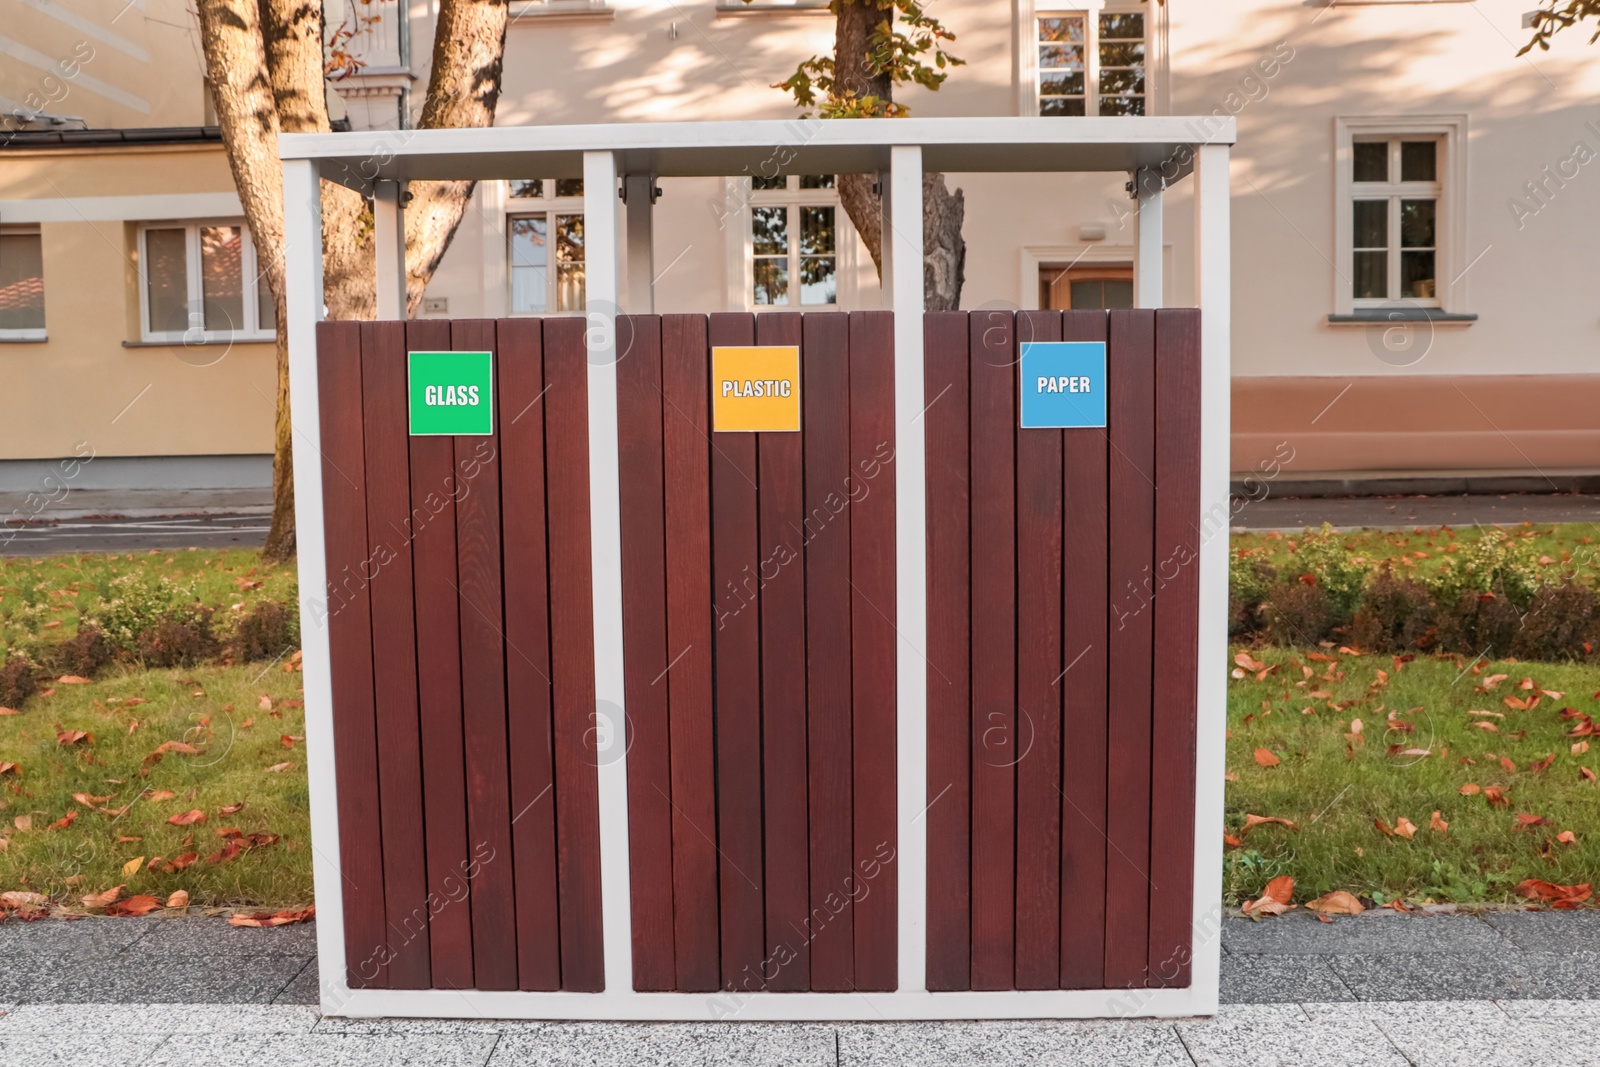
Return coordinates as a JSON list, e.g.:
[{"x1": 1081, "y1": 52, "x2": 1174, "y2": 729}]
[{"x1": 3, "y1": 0, "x2": 1597, "y2": 502}]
